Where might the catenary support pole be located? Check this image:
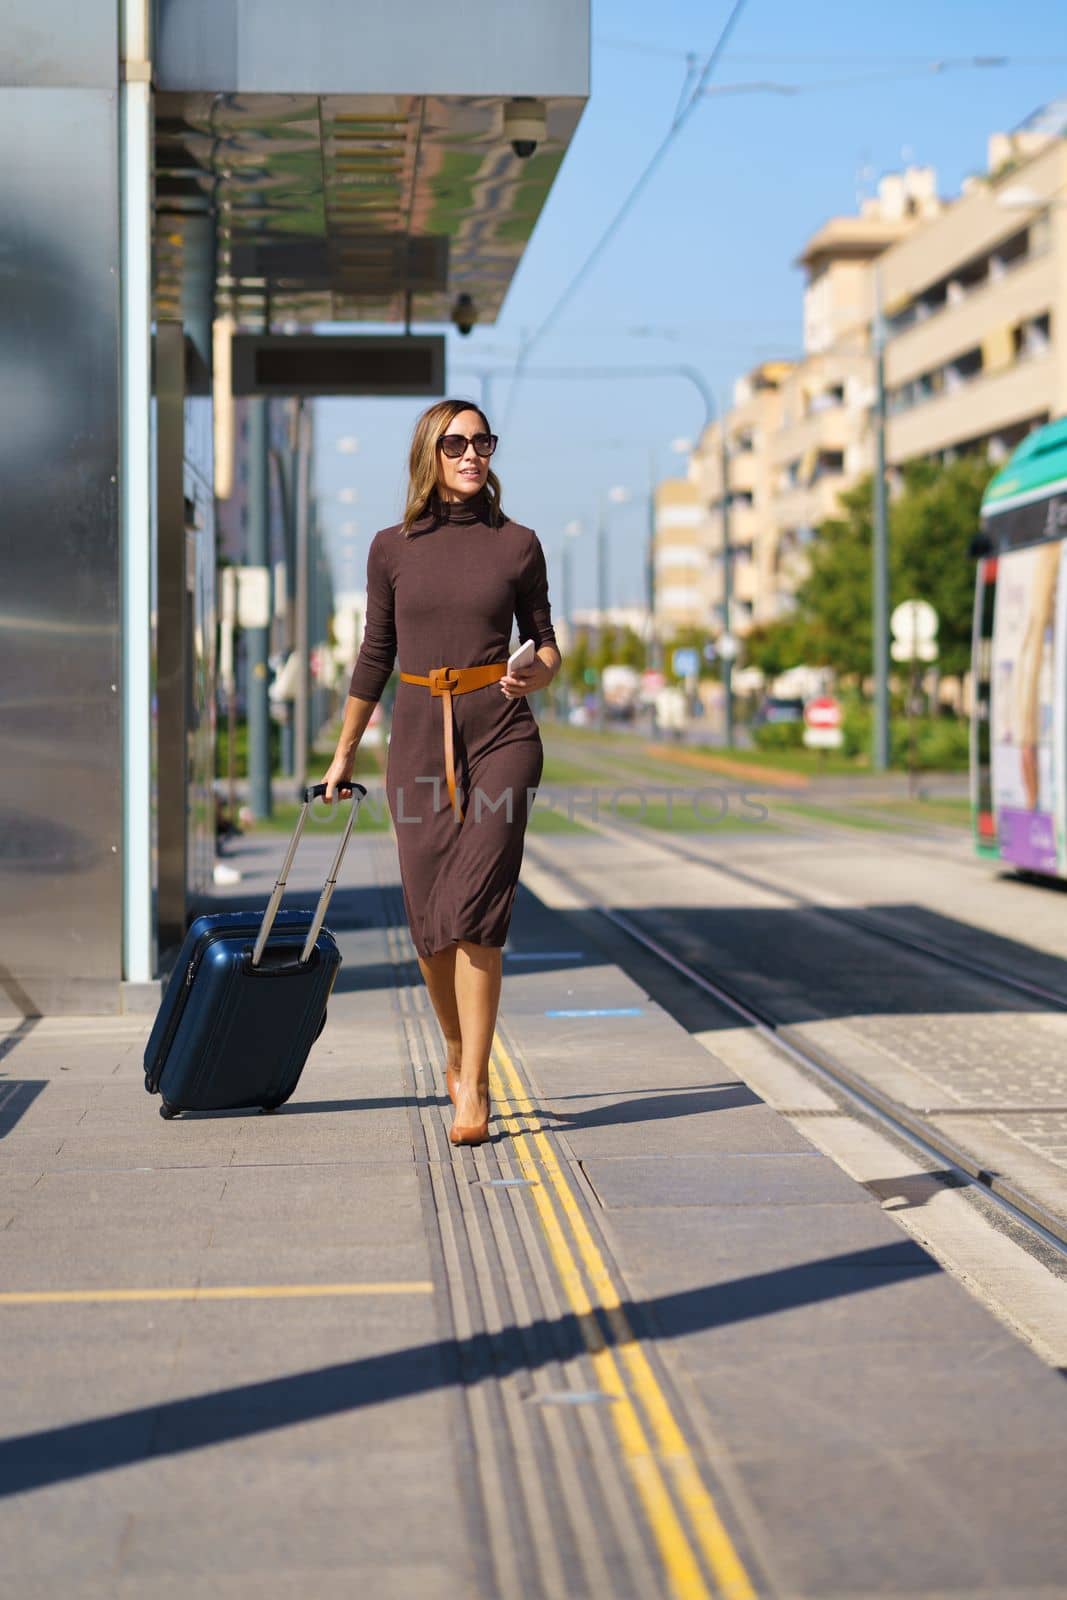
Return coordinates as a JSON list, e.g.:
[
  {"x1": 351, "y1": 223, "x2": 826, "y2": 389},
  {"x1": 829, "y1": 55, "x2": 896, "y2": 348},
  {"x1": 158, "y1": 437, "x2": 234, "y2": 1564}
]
[
  {"x1": 646, "y1": 447, "x2": 659, "y2": 674},
  {"x1": 720, "y1": 420, "x2": 735, "y2": 748},
  {"x1": 872, "y1": 264, "x2": 891, "y2": 773}
]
